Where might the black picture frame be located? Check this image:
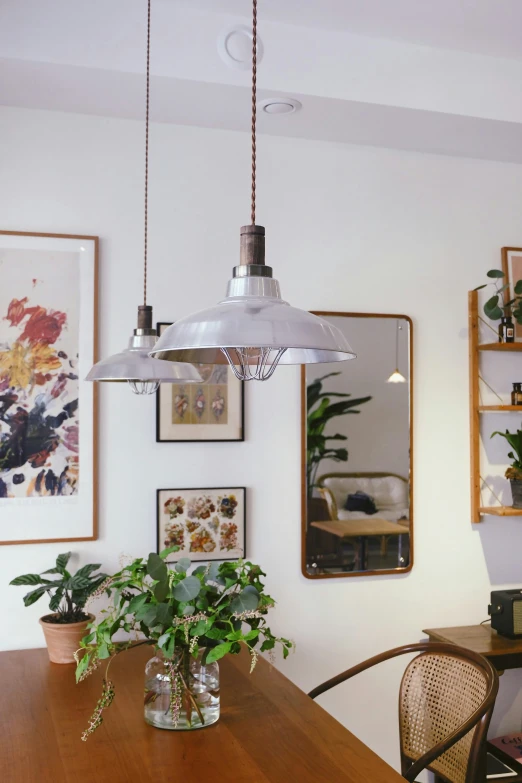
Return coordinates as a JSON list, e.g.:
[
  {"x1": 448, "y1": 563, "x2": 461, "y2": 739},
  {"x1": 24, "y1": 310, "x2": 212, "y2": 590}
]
[
  {"x1": 156, "y1": 487, "x2": 247, "y2": 563},
  {"x1": 155, "y1": 323, "x2": 245, "y2": 443}
]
